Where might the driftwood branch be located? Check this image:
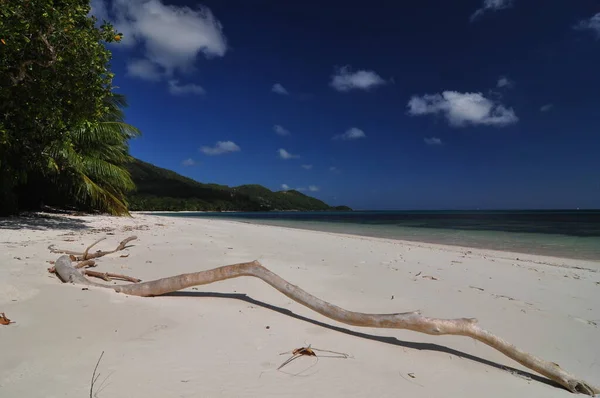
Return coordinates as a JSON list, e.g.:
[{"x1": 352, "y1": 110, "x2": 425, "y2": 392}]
[
  {"x1": 76, "y1": 260, "x2": 96, "y2": 269},
  {"x1": 49, "y1": 236, "x2": 137, "y2": 260},
  {"x1": 84, "y1": 270, "x2": 141, "y2": 283},
  {"x1": 50, "y1": 240, "x2": 599, "y2": 395}
]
